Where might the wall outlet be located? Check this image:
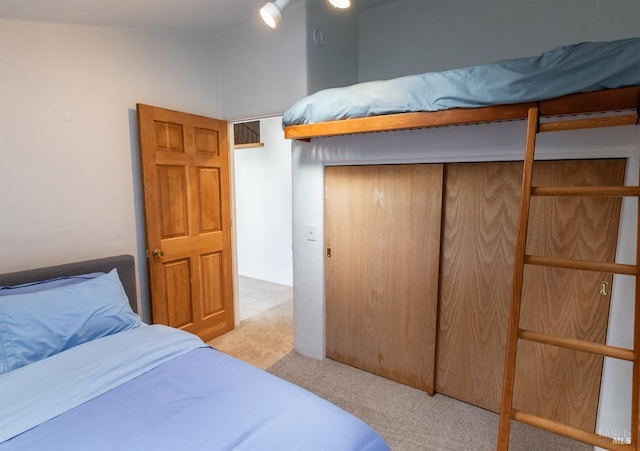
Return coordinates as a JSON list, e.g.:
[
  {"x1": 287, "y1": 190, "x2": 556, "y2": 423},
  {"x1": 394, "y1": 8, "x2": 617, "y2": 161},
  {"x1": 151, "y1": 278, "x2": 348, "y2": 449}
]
[{"x1": 306, "y1": 224, "x2": 316, "y2": 241}]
